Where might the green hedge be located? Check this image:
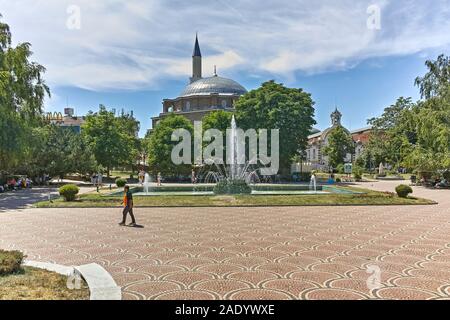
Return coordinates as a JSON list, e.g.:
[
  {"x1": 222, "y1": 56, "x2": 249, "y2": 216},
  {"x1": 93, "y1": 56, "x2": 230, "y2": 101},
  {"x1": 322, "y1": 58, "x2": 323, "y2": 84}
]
[
  {"x1": 395, "y1": 184, "x2": 413, "y2": 198},
  {"x1": 213, "y1": 180, "x2": 252, "y2": 195},
  {"x1": 0, "y1": 250, "x2": 24, "y2": 275},
  {"x1": 115, "y1": 178, "x2": 127, "y2": 188},
  {"x1": 59, "y1": 184, "x2": 80, "y2": 202}
]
